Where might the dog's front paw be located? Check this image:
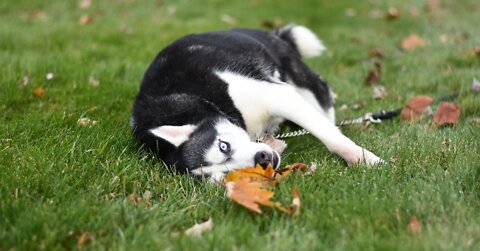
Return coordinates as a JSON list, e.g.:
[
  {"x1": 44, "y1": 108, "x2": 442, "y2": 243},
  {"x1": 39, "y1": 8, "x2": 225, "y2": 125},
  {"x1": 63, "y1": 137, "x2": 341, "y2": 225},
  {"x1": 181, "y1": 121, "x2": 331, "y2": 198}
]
[{"x1": 347, "y1": 148, "x2": 384, "y2": 166}]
